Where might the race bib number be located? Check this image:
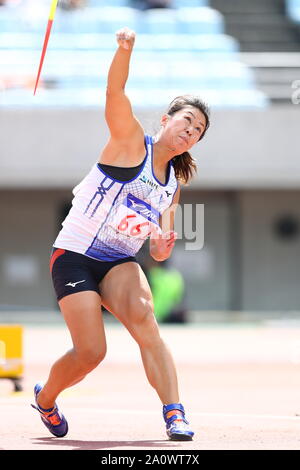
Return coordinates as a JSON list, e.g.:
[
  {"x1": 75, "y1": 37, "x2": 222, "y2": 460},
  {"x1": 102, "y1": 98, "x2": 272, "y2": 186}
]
[{"x1": 111, "y1": 193, "x2": 161, "y2": 240}]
